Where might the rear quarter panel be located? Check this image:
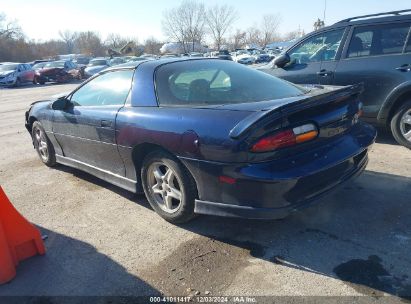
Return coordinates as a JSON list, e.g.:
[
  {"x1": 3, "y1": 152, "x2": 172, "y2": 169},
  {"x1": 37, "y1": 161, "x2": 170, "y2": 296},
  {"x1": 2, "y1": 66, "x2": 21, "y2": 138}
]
[{"x1": 115, "y1": 106, "x2": 251, "y2": 180}]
